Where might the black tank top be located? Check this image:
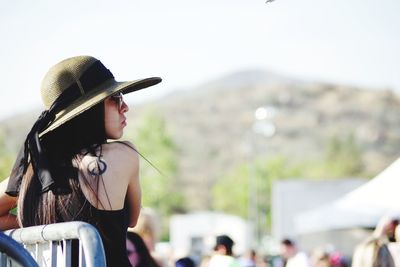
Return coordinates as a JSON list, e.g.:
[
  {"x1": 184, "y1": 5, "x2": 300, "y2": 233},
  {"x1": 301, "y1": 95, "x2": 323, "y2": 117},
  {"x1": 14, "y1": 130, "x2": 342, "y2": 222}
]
[
  {"x1": 85, "y1": 201, "x2": 131, "y2": 267},
  {"x1": 62, "y1": 190, "x2": 132, "y2": 267}
]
